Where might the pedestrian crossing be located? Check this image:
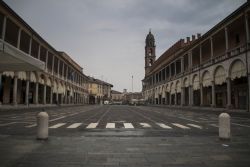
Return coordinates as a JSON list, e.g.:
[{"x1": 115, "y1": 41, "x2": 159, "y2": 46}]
[{"x1": 27, "y1": 122, "x2": 206, "y2": 130}]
